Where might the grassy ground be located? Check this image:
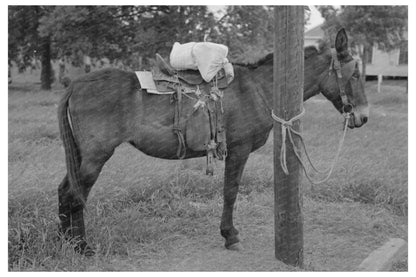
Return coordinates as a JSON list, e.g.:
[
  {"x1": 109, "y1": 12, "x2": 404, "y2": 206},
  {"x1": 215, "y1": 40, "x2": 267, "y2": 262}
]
[{"x1": 8, "y1": 71, "x2": 408, "y2": 271}]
